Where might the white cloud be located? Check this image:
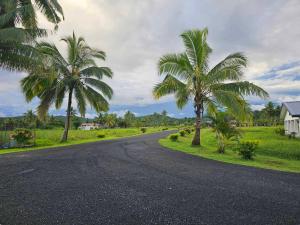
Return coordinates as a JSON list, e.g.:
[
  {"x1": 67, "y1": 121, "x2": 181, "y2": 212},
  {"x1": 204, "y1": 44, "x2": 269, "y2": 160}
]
[{"x1": 1, "y1": 0, "x2": 300, "y2": 116}]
